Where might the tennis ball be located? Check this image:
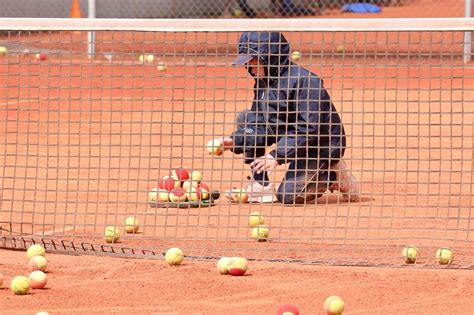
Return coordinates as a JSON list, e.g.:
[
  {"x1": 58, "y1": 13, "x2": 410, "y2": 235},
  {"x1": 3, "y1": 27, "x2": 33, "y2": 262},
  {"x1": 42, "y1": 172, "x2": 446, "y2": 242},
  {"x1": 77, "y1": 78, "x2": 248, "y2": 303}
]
[
  {"x1": 336, "y1": 45, "x2": 345, "y2": 53},
  {"x1": 0, "y1": 46, "x2": 8, "y2": 55},
  {"x1": 28, "y1": 255, "x2": 48, "y2": 272},
  {"x1": 104, "y1": 226, "x2": 120, "y2": 243},
  {"x1": 249, "y1": 212, "x2": 264, "y2": 227},
  {"x1": 172, "y1": 167, "x2": 190, "y2": 182},
  {"x1": 277, "y1": 304, "x2": 300, "y2": 315},
  {"x1": 157, "y1": 61, "x2": 167, "y2": 71},
  {"x1": 190, "y1": 170, "x2": 203, "y2": 182},
  {"x1": 206, "y1": 139, "x2": 223, "y2": 156},
  {"x1": 169, "y1": 187, "x2": 187, "y2": 202},
  {"x1": 217, "y1": 257, "x2": 231, "y2": 274},
  {"x1": 10, "y1": 275, "x2": 30, "y2": 295},
  {"x1": 29, "y1": 270, "x2": 47, "y2": 289},
  {"x1": 165, "y1": 247, "x2": 184, "y2": 265},
  {"x1": 35, "y1": 53, "x2": 47, "y2": 61},
  {"x1": 159, "y1": 175, "x2": 181, "y2": 191},
  {"x1": 232, "y1": 188, "x2": 249, "y2": 203},
  {"x1": 324, "y1": 296, "x2": 345, "y2": 315},
  {"x1": 291, "y1": 51, "x2": 301, "y2": 61},
  {"x1": 233, "y1": 8, "x2": 243, "y2": 17},
  {"x1": 436, "y1": 247, "x2": 454, "y2": 265},
  {"x1": 227, "y1": 257, "x2": 248, "y2": 276},
  {"x1": 186, "y1": 187, "x2": 208, "y2": 201},
  {"x1": 182, "y1": 179, "x2": 199, "y2": 191},
  {"x1": 27, "y1": 244, "x2": 46, "y2": 259},
  {"x1": 402, "y1": 246, "x2": 418, "y2": 264},
  {"x1": 251, "y1": 225, "x2": 269, "y2": 241},
  {"x1": 124, "y1": 216, "x2": 140, "y2": 234},
  {"x1": 139, "y1": 54, "x2": 154, "y2": 63}
]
